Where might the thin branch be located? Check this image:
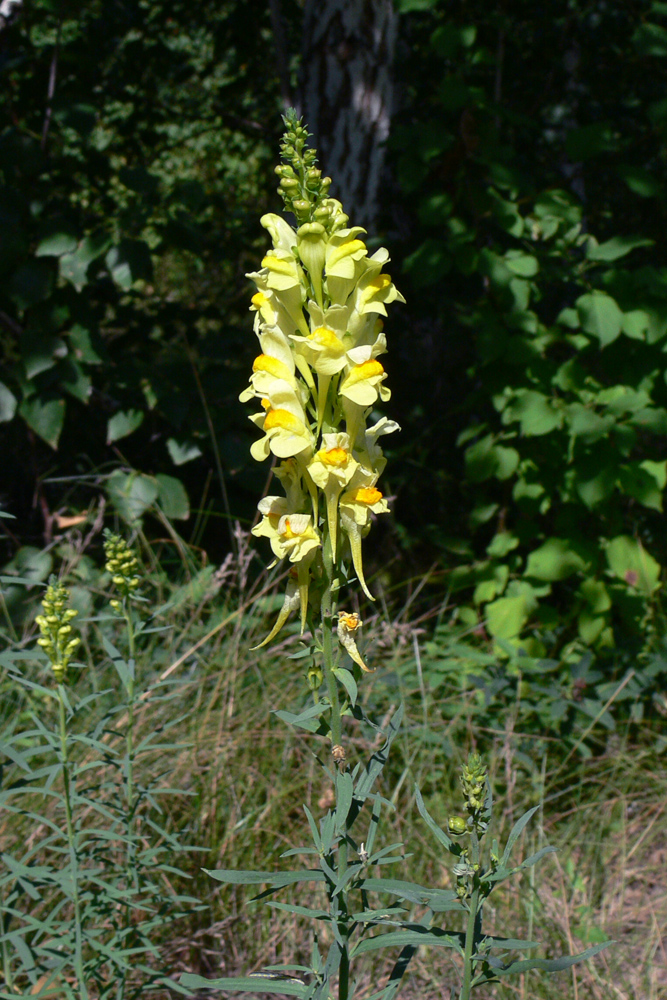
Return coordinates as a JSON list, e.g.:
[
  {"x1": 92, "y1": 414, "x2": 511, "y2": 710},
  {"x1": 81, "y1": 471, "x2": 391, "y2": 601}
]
[{"x1": 41, "y1": 17, "x2": 62, "y2": 152}]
